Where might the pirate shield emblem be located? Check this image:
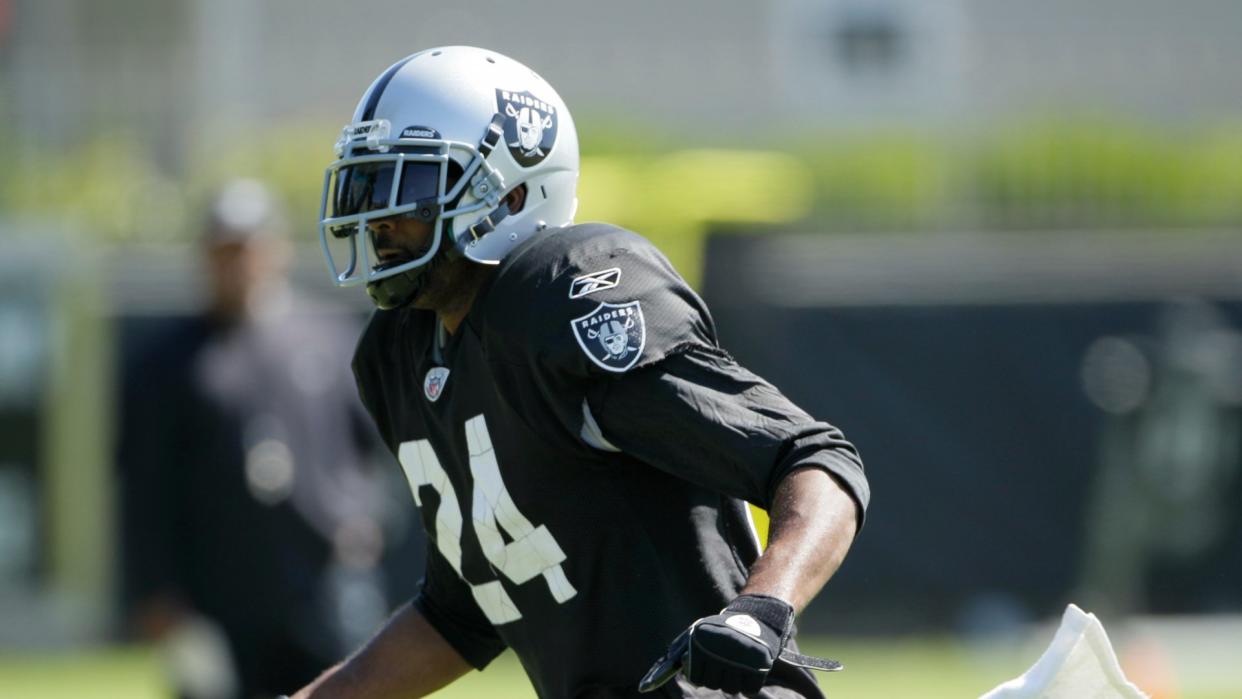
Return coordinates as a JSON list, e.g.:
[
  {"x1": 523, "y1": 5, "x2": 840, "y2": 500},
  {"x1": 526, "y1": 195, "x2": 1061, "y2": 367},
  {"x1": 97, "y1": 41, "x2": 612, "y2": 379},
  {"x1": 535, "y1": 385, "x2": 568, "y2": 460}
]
[
  {"x1": 496, "y1": 89, "x2": 558, "y2": 167},
  {"x1": 571, "y1": 301, "x2": 646, "y2": 373}
]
